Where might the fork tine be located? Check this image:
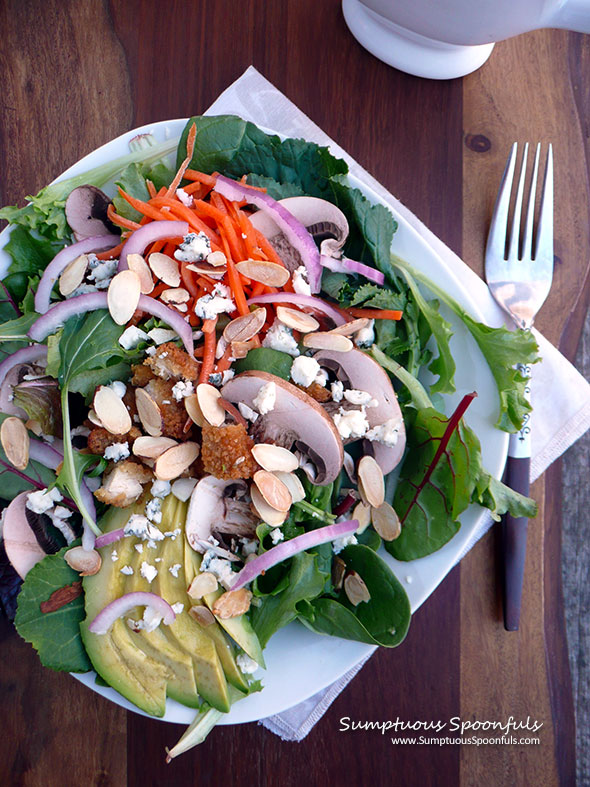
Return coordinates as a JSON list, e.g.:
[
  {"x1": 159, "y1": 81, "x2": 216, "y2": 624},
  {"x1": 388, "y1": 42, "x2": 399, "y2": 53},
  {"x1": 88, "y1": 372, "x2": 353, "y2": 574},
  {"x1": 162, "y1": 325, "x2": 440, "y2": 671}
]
[
  {"x1": 521, "y1": 143, "x2": 540, "y2": 261},
  {"x1": 535, "y1": 143, "x2": 554, "y2": 262},
  {"x1": 486, "y1": 142, "x2": 518, "y2": 262},
  {"x1": 507, "y1": 142, "x2": 529, "y2": 260}
]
